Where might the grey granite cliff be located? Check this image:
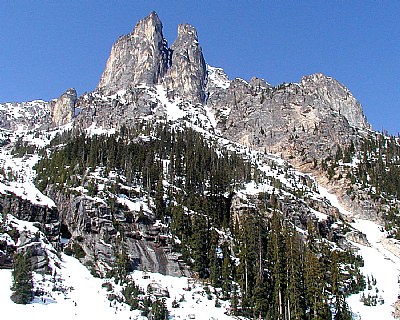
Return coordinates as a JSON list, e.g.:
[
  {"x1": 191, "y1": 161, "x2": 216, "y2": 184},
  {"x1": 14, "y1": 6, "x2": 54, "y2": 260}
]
[{"x1": 97, "y1": 12, "x2": 169, "y2": 92}]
